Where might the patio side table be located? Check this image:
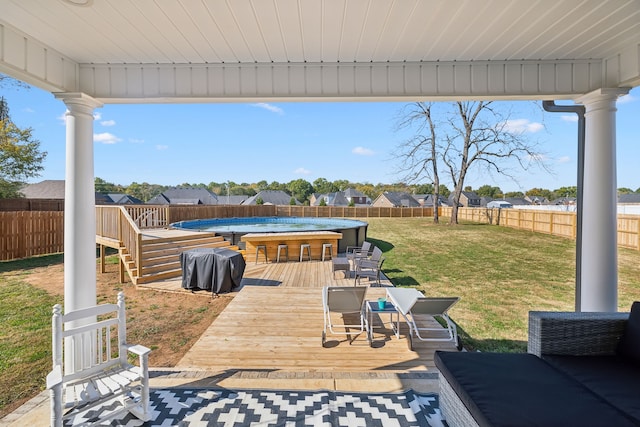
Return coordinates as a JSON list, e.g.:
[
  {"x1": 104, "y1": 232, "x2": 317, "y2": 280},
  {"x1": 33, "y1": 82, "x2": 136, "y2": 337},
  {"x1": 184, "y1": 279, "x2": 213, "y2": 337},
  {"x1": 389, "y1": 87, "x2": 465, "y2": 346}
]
[
  {"x1": 331, "y1": 257, "x2": 350, "y2": 278},
  {"x1": 365, "y1": 300, "x2": 400, "y2": 346}
]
